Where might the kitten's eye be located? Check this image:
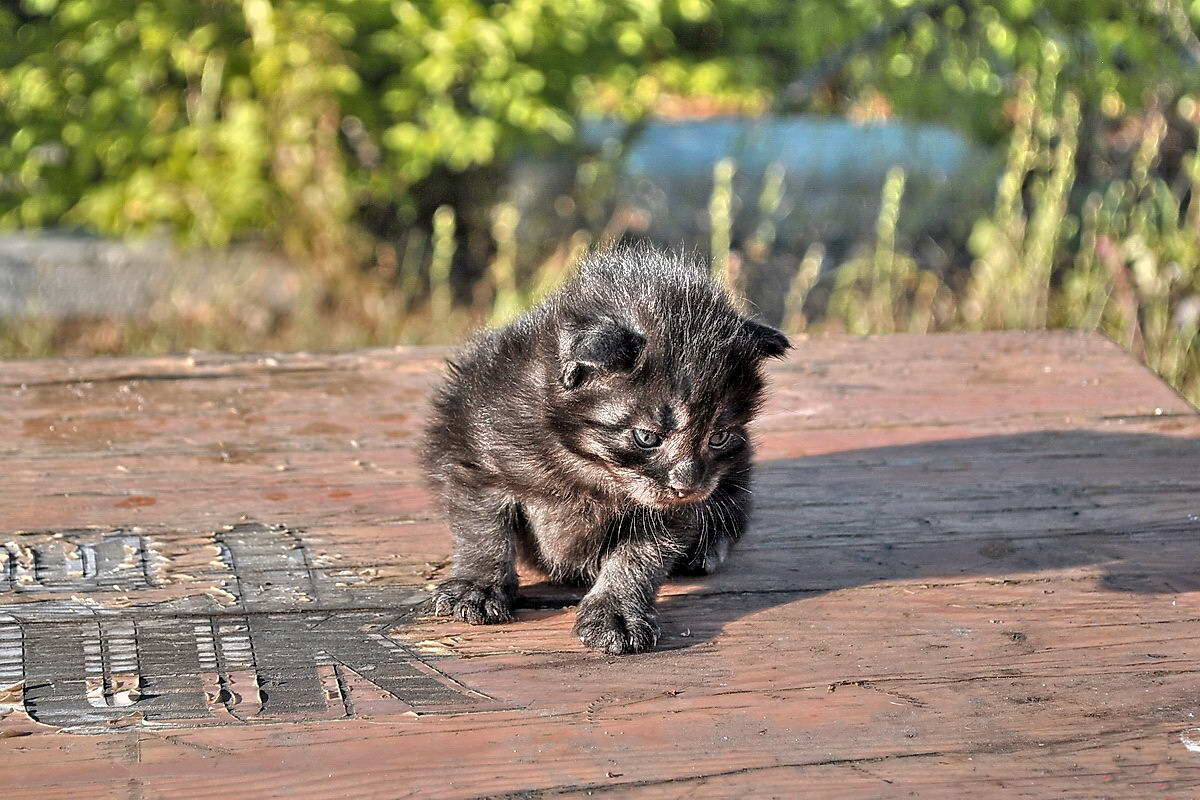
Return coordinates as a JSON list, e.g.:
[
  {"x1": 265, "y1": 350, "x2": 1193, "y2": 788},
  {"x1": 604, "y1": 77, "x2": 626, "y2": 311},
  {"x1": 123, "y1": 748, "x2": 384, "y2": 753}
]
[
  {"x1": 632, "y1": 429, "x2": 662, "y2": 449},
  {"x1": 708, "y1": 430, "x2": 733, "y2": 449}
]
